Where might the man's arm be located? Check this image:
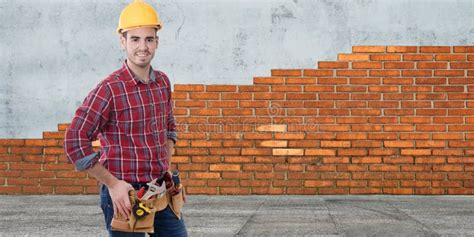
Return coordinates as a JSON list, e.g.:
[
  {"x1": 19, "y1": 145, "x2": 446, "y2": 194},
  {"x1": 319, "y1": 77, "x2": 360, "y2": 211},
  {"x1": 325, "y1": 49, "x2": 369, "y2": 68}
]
[
  {"x1": 64, "y1": 82, "x2": 133, "y2": 219},
  {"x1": 86, "y1": 162, "x2": 133, "y2": 219}
]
